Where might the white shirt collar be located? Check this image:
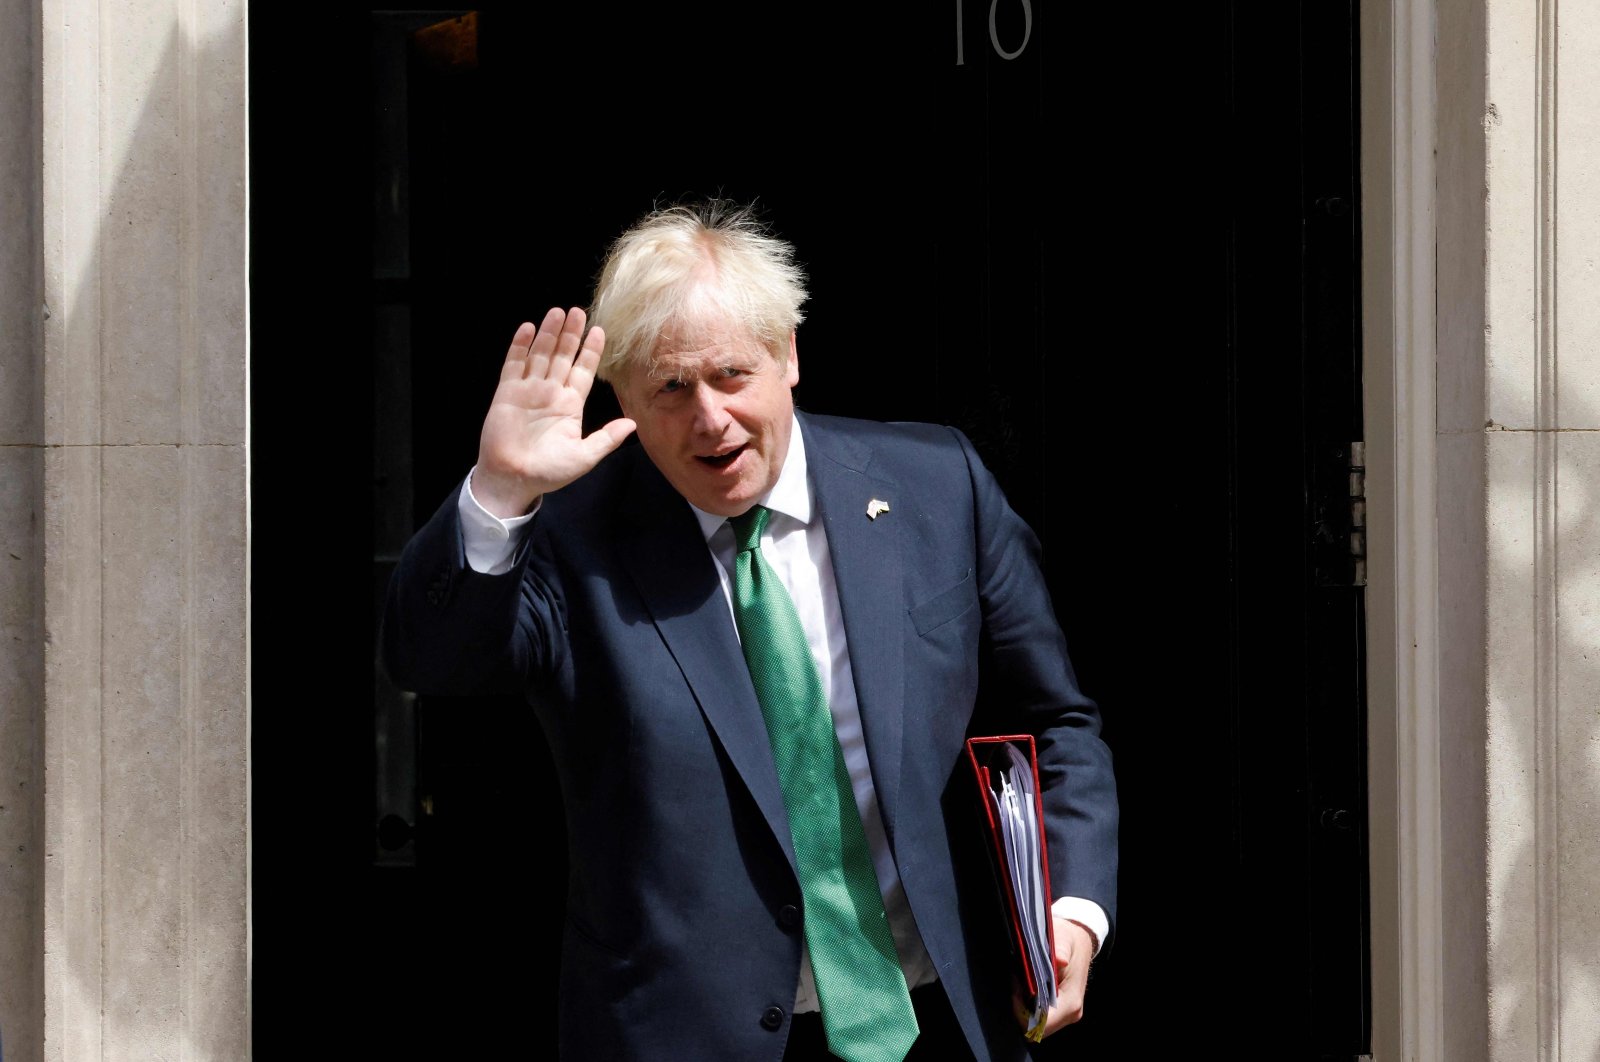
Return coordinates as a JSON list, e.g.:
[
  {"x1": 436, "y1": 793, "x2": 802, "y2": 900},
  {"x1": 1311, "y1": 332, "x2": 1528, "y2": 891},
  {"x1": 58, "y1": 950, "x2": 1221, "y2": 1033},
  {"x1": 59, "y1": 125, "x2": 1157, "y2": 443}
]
[{"x1": 688, "y1": 413, "x2": 811, "y2": 542}]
